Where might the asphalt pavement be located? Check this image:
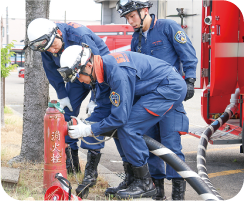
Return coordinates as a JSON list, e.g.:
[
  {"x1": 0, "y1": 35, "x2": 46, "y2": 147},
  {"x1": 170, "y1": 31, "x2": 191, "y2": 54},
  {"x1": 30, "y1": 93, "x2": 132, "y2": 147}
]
[{"x1": 4, "y1": 72, "x2": 244, "y2": 200}]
